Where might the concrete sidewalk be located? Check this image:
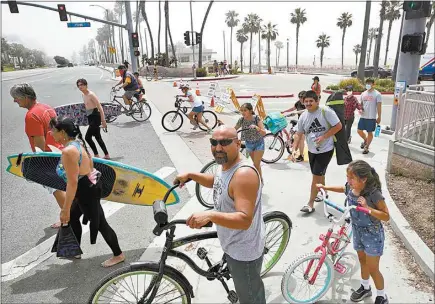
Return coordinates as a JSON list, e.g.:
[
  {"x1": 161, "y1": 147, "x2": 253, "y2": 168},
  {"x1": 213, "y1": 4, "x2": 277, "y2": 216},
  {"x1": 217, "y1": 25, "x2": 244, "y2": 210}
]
[{"x1": 143, "y1": 80, "x2": 434, "y2": 303}]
